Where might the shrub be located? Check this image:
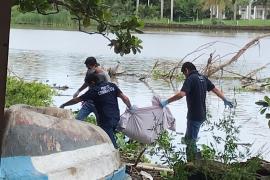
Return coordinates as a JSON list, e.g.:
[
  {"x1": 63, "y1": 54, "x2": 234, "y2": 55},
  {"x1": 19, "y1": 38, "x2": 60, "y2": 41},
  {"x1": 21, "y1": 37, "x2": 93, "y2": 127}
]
[{"x1": 5, "y1": 77, "x2": 55, "y2": 108}]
